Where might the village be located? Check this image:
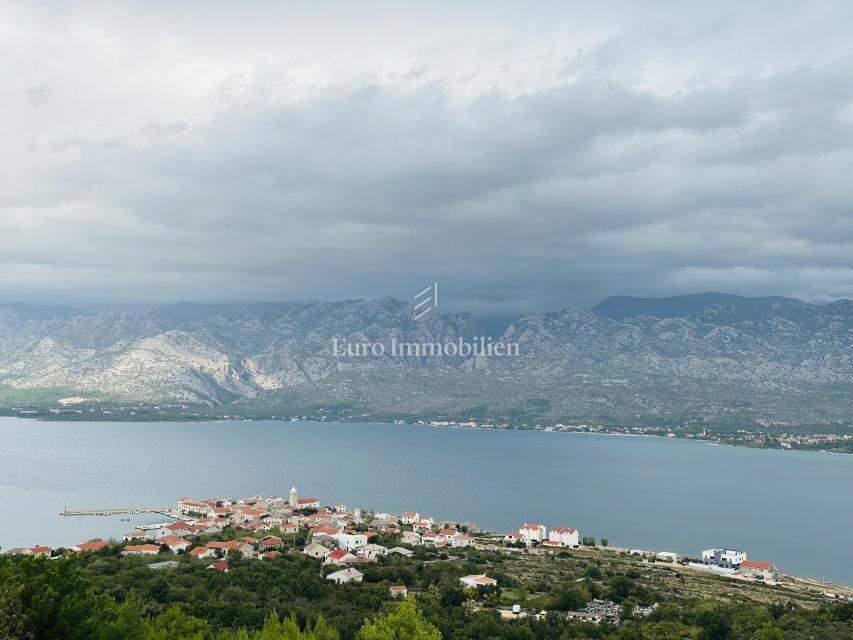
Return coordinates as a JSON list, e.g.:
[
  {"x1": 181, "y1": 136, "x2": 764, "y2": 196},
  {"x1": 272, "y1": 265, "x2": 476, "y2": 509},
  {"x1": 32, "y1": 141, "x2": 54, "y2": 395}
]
[{"x1": 5, "y1": 485, "x2": 849, "y2": 623}]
